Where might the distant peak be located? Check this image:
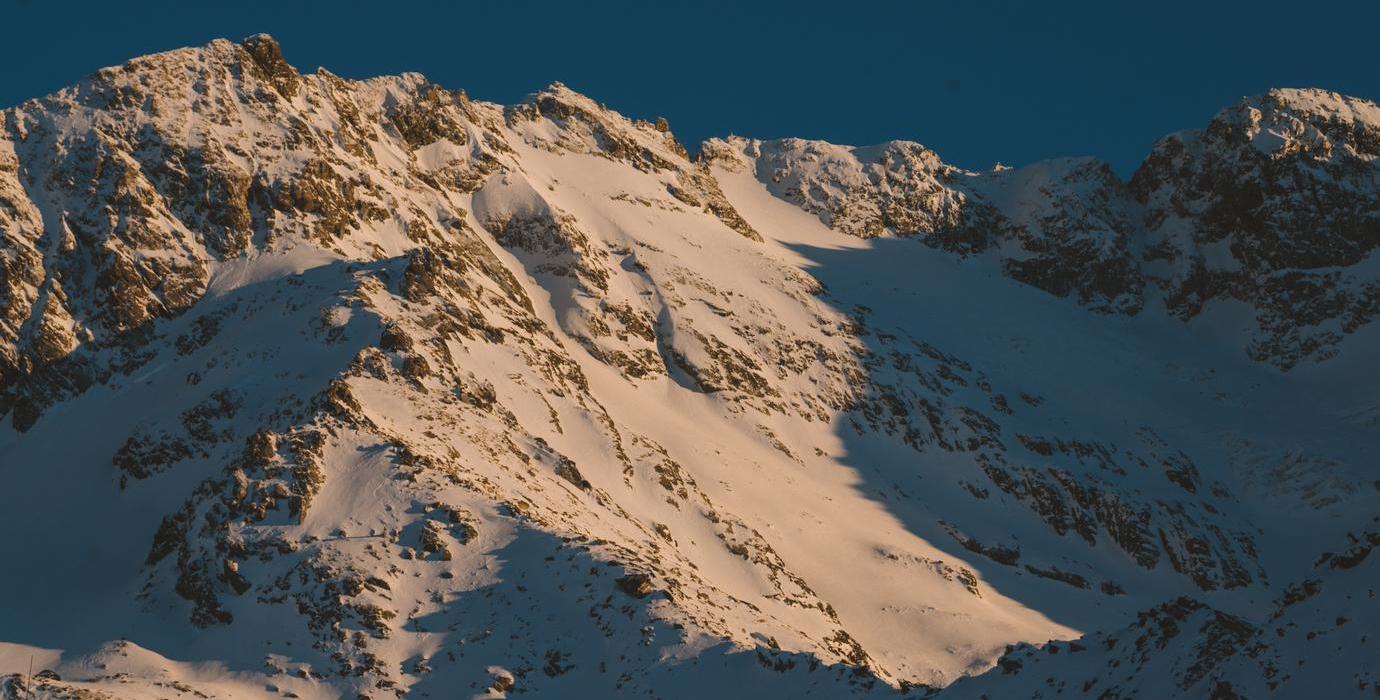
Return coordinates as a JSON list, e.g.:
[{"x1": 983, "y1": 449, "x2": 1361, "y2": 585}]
[
  {"x1": 1226, "y1": 87, "x2": 1380, "y2": 126},
  {"x1": 240, "y1": 33, "x2": 281, "y2": 50},
  {"x1": 1261, "y1": 86, "x2": 1377, "y2": 110},
  {"x1": 529, "y1": 81, "x2": 600, "y2": 111}
]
